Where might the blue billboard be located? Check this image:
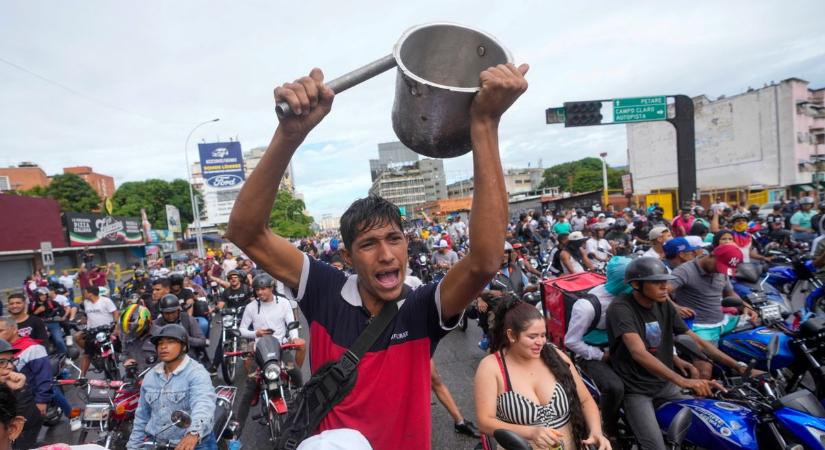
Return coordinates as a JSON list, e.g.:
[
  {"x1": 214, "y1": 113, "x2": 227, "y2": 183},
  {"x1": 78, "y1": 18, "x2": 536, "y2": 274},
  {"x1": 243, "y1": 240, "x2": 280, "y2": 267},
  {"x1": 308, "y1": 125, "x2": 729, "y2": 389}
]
[{"x1": 198, "y1": 141, "x2": 245, "y2": 189}]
